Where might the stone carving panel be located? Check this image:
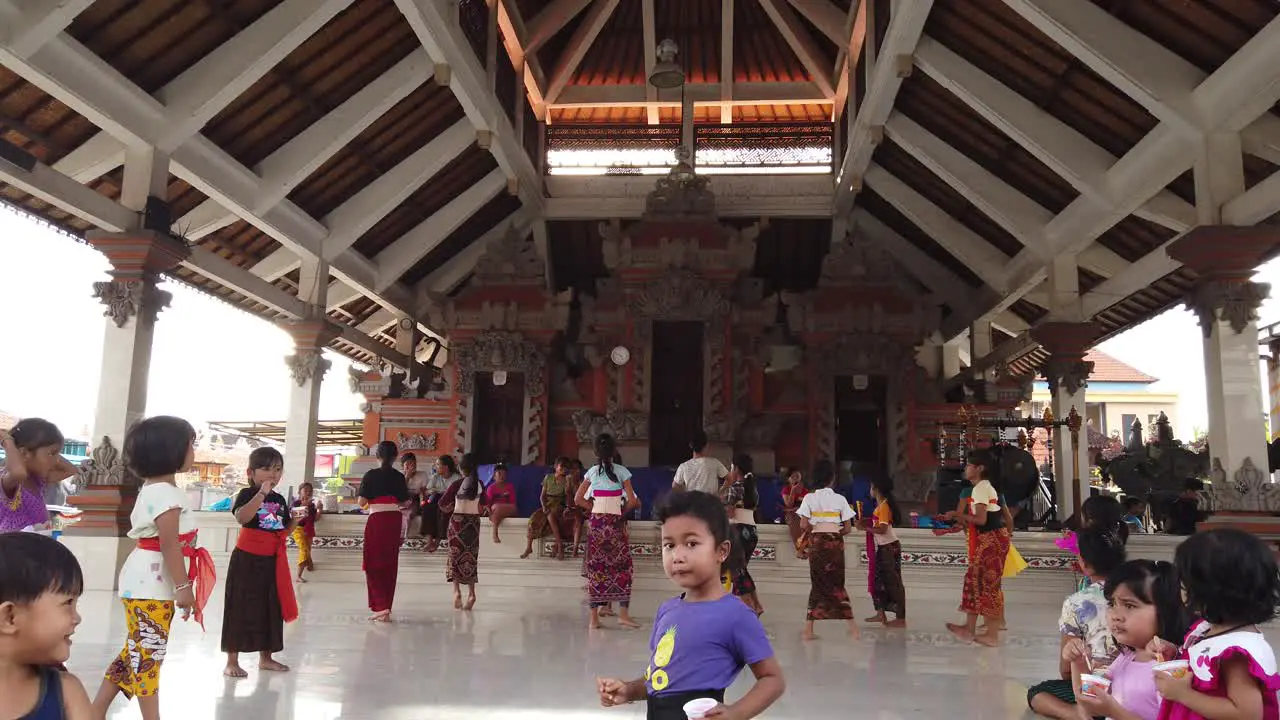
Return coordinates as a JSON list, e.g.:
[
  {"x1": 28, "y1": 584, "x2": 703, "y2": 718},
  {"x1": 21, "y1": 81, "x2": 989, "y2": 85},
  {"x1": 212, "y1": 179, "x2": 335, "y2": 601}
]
[
  {"x1": 285, "y1": 350, "x2": 332, "y2": 387},
  {"x1": 472, "y1": 224, "x2": 544, "y2": 284},
  {"x1": 524, "y1": 395, "x2": 545, "y2": 464},
  {"x1": 453, "y1": 331, "x2": 547, "y2": 397},
  {"x1": 78, "y1": 436, "x2": 132, "y2": 487},
  {"x1": 1041, "y1": 357, "x2": 1094, "y2": 396},
  {"x1": 92, "y1": 279, "x2": 172, "y2": 328},
  {"x1": 1210, "y1": 456, "x2": 1280, "y2": 512},
  {"x1": 1190, "y1": 279, "x2": 1270, "y2": 337},
  {"x1": 396, "y1": 432, "x2": 438, "y2": 452},
  {"x1": 571, "y1": 409, "x2": 649, "y2": 442},
  {"x1": 627, "y1": 270, "x2": 730, "y2": 322}
]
